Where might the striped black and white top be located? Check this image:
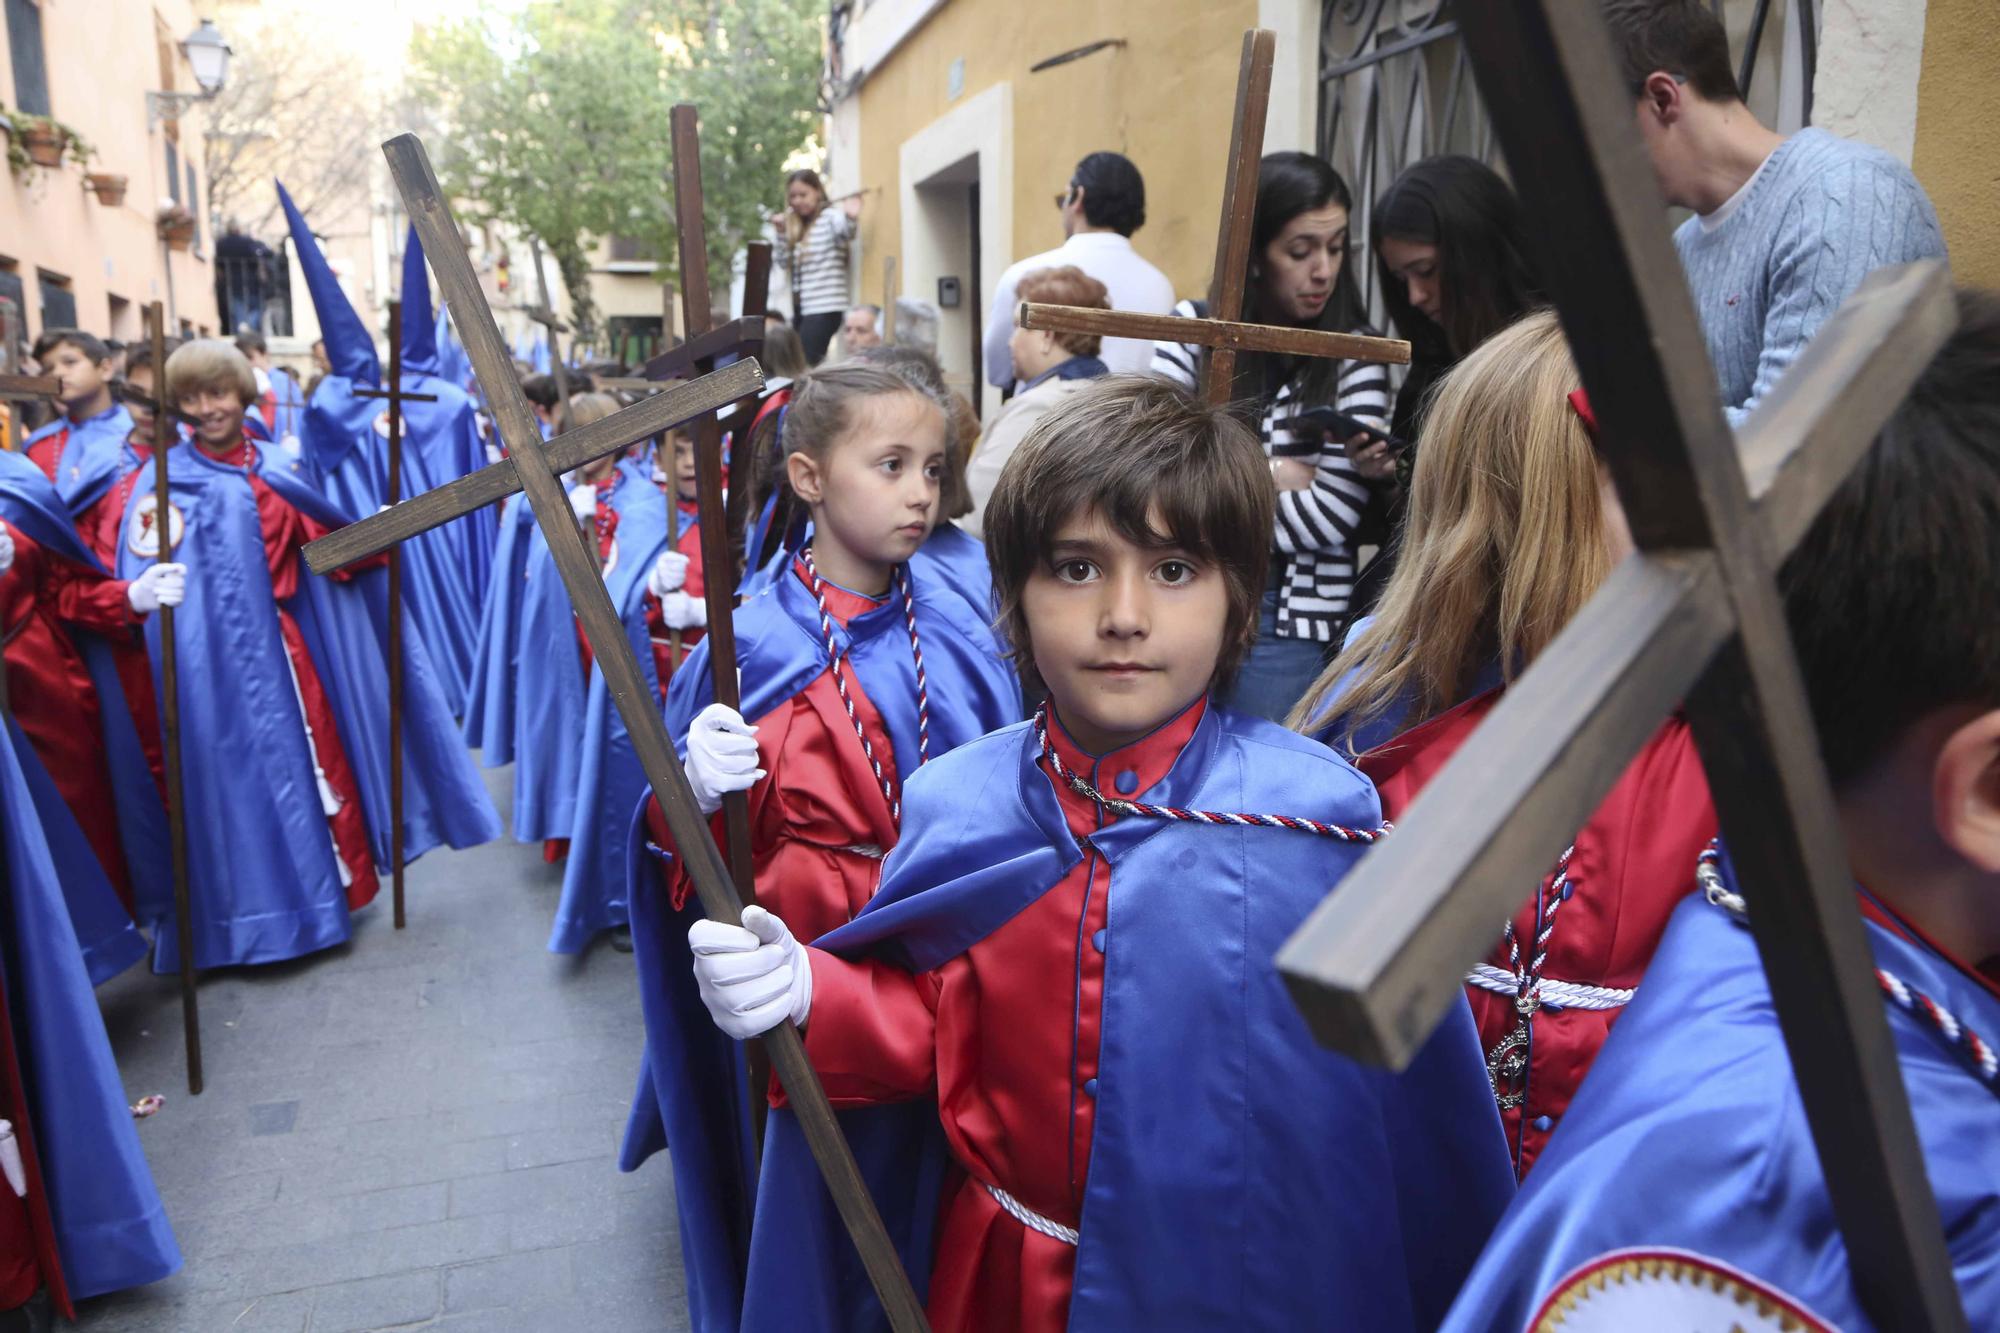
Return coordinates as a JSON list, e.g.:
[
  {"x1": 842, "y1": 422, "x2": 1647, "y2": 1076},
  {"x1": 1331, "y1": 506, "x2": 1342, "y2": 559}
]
[
  {"x1": 1152, "y1": 299, "x2": 1393, "y2": 644},
  {"x1": 771, "y1": 209, "x2": 856, "y2": 318}
]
